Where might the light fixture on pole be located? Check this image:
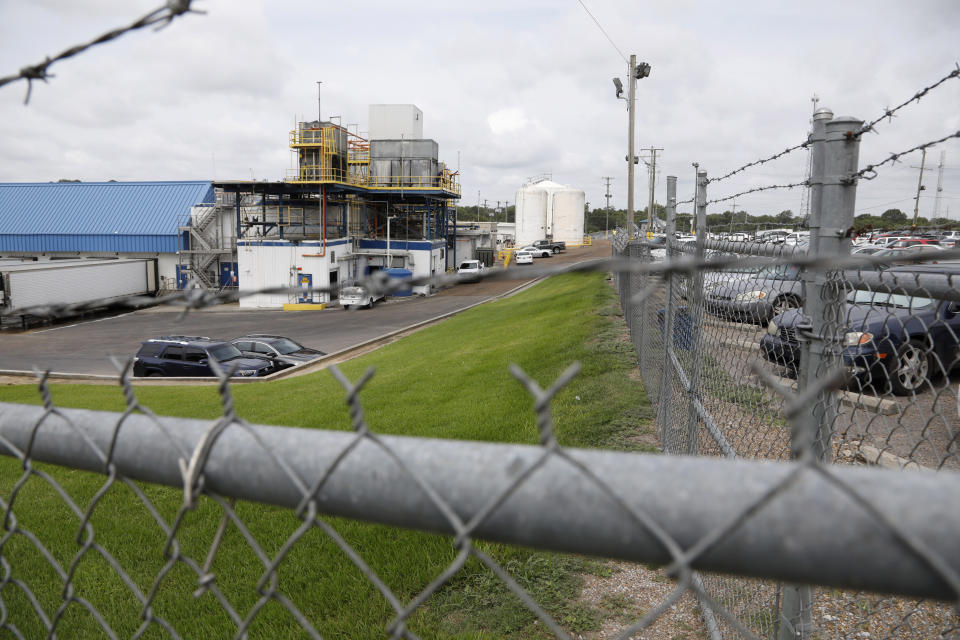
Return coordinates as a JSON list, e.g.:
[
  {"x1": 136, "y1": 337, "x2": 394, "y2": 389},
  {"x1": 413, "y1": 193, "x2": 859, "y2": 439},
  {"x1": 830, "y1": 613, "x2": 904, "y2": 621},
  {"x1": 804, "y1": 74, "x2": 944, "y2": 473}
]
[{"x1": 613, "y1": 57, "x2": 651, "y2": 237}]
